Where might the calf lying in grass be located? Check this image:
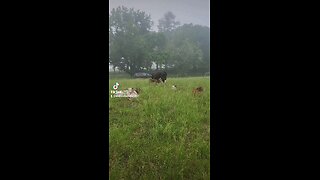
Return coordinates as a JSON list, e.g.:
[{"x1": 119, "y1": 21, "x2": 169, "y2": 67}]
[
  {"x1": 192, "y1": 86, "x2": 204, "y2": 95},
  {"x1": 113, "y1": 88, "x2": 141, "y2": 101},
  {"x1": 126, "y1": 88, "x2": 140, "y2": 100}
]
